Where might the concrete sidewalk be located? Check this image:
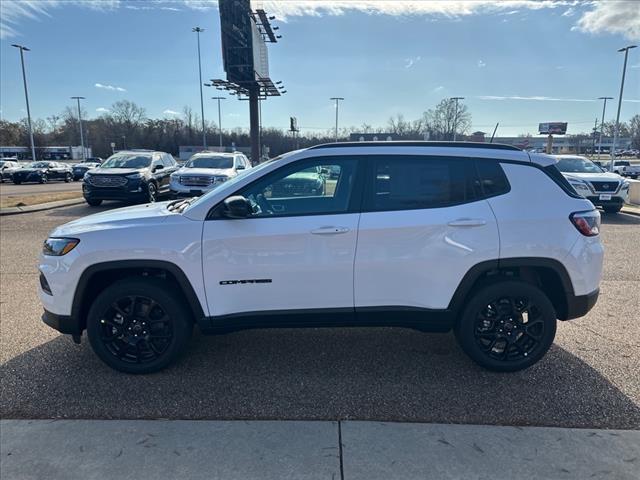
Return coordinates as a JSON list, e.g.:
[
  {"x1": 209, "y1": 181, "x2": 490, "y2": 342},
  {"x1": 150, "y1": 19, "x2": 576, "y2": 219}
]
[{"x1": 1, "y1": 420, "x2": 638, "y2": 480}]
